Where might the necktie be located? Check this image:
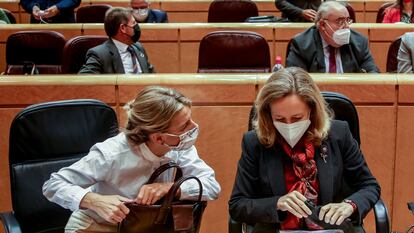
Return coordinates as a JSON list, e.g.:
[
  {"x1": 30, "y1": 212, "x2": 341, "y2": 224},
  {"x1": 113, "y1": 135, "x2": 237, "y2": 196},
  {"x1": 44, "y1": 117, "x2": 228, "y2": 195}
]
[
  {"x1": 127, "y1": 46, "x2": 139, "y2": 74},
  {"x1": 328, "y1": 46, "x2": 336, "y2": 73}
]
